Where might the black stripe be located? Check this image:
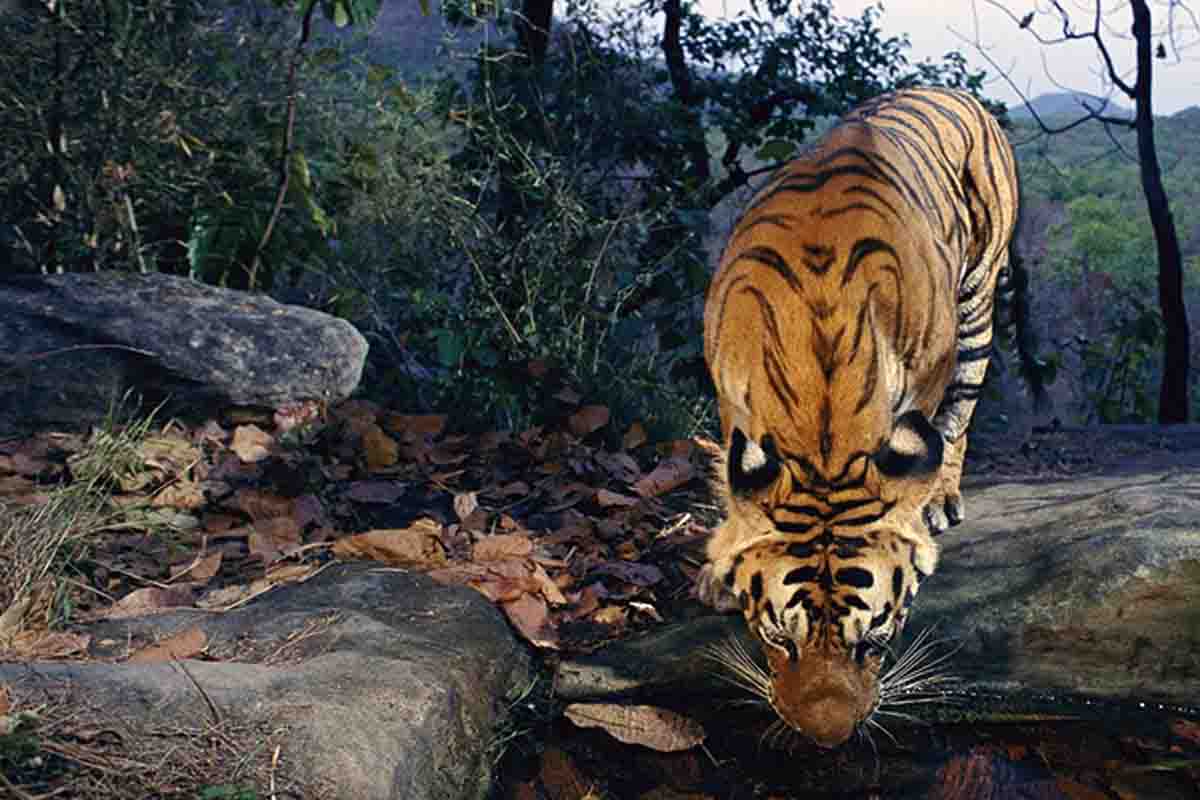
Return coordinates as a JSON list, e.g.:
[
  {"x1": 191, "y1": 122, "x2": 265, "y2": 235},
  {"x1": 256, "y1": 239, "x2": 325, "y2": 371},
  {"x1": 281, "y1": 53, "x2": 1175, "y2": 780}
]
[
  {"x1": 841, "y1": 237, "x2": 898, "y2": 288},
  {"x1": 785, "y1": 541, "x2": 818, "y2": 559},
  {"x1": 868, "y1": 604, "x2": 892, "y2": 631},
  {"x1": 844, "y1": 594, "x2": 870, "y2": 611},
  {"x1": 836, "y1": 567, "x2": 874, "y2": 588},
  {"x1": 736, "y1": 245, "x2": 801, "y2": 291},
  {"x1": 750, "y1": 572, "x2": 764, "y2": 603},
  {"x1": 783, "y1": 566, "x2": 820, "y2": 585},
  {"x1": 957, "y1": 342, "x2": 993, "y2": 363}
]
